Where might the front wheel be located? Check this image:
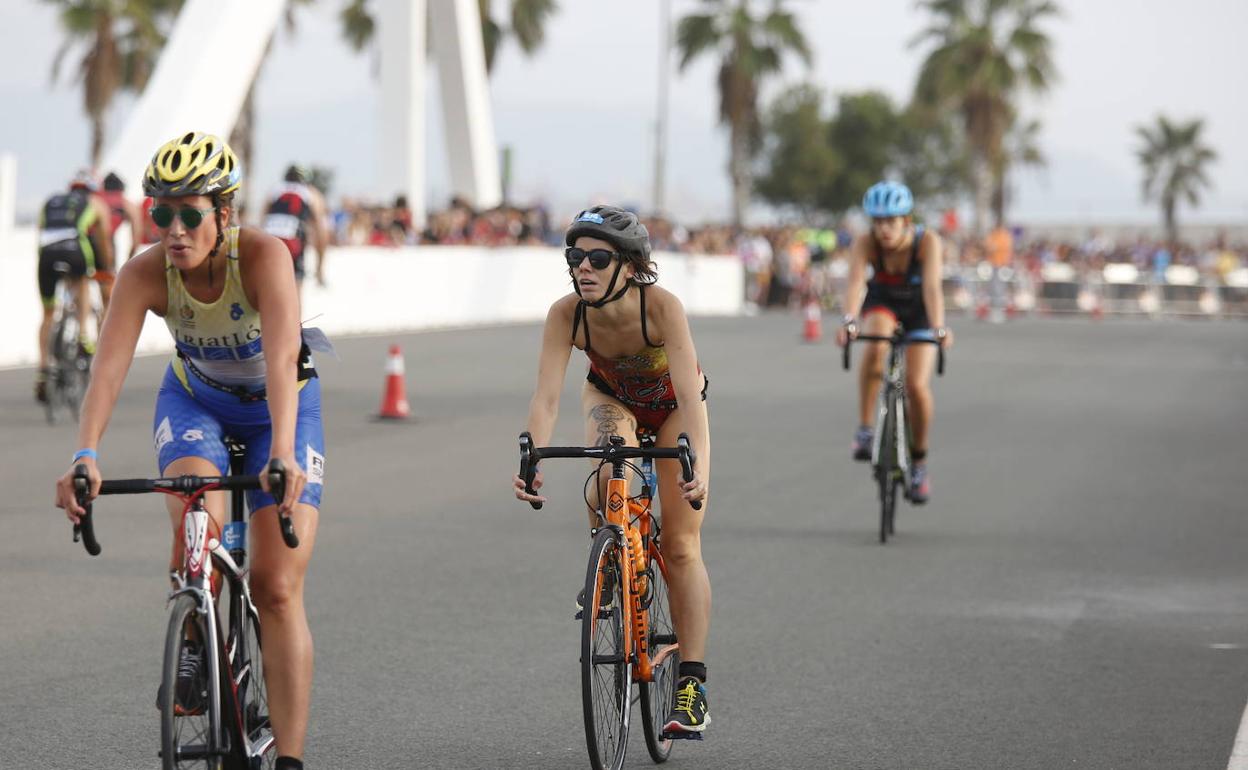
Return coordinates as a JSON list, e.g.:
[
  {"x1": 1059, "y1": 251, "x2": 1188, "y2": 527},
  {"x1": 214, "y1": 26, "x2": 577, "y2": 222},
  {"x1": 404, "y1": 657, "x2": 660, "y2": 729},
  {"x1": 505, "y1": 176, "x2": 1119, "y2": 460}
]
[
  {"x1": 639, "y1": 541, "x2": 677, "y2": 764},
  {"x1": 581, "y1": 528, "x2": 631, "y2": 770},
  {"x1": 161, "y1": 594, "x2": 222, "y2": 770},
  {"x1": 876, "y1": 395, "x2": 898, "y2": 544}
]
